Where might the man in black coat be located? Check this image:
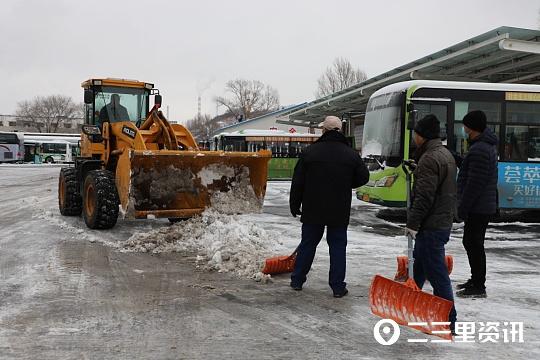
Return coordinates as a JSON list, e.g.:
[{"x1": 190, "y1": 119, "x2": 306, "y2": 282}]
[
  {"x1": 405, "y1": 114, "x2": 457, "y2": 330},
  {"x1": 456, "y1": 110, "x2": 498, "y2": 298},
  {"x1": 289, "y1": 116, "x2": 369, "y2": 297}
]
